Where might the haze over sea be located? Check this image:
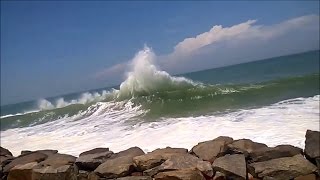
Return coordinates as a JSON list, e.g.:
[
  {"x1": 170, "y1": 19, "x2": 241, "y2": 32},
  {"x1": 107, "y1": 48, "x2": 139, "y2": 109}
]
[{"x1": 1, "y1": 49, "x2": 319, "y2": 156}]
